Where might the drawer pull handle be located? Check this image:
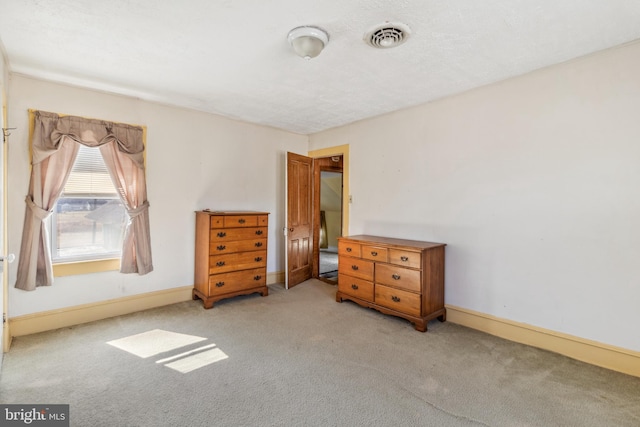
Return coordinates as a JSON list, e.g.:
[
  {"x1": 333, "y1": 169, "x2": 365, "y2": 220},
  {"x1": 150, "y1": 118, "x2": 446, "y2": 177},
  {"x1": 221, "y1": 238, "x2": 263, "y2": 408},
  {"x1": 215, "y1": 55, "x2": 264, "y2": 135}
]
[
  {"x1": 401, "y1": 256, "x2": 409, "y2": 262},
  {"x1": 351, "y1": 265, "x2": 359, "y2": 271},
  {"x1": 371, "y1": 251, "x2": 378, "y2": 256},
  {"x1": 215, "y1": 282, "x2": 225, "y2": 287},
  {"x1": 346, "y1": 247, "x2": 352, "y2": 252},
  {"x1": 216, "y1": 245, "x2": 226, "y2": 251},
  {"x1": 216, "y1": 261, "x2": 225, "y2": 267},
  {"x1": 217, "y1": 232, "x2": 227, "y2": 238},
  {"x1": 239, "y1": 218, "x2": 246, "y2": 224},
  {"x1": 391, "y1": 296, "x2": 401, "y2": 302},
  {"x1": 254, "y1": 275, "x2": 262, "y2": 281},
  {"x1": 351, "y1": 284, "x2": 359, "y2": 290},
  {"x1": 255, "y1": 242, "x2": 263, "y2": 247},
  {"x1": 255, "y1": 230, "x2": 263, "y2": 235},
  {"x1": 255, "y1": 257, "x2": 263, "y2": 262},
  {"x1": 392, "y1": 274, "x2": 401, "y2": 280}
]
